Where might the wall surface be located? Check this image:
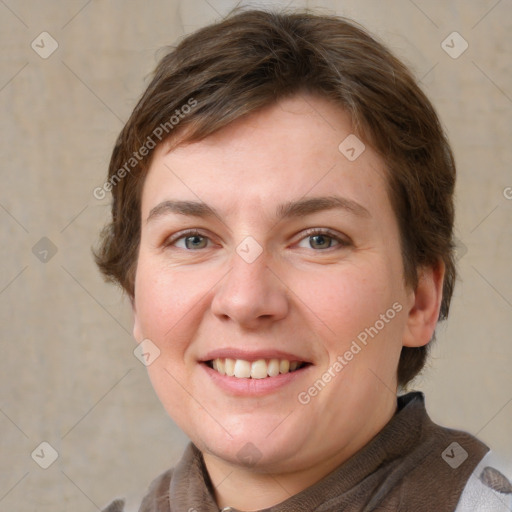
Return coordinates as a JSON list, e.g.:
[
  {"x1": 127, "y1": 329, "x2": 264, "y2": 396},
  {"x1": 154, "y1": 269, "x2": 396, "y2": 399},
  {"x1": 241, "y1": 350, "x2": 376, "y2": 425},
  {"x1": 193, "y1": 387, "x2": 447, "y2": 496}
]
[{"x1": 0, "y1": 1, "x2": 511, "y2": 510}]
